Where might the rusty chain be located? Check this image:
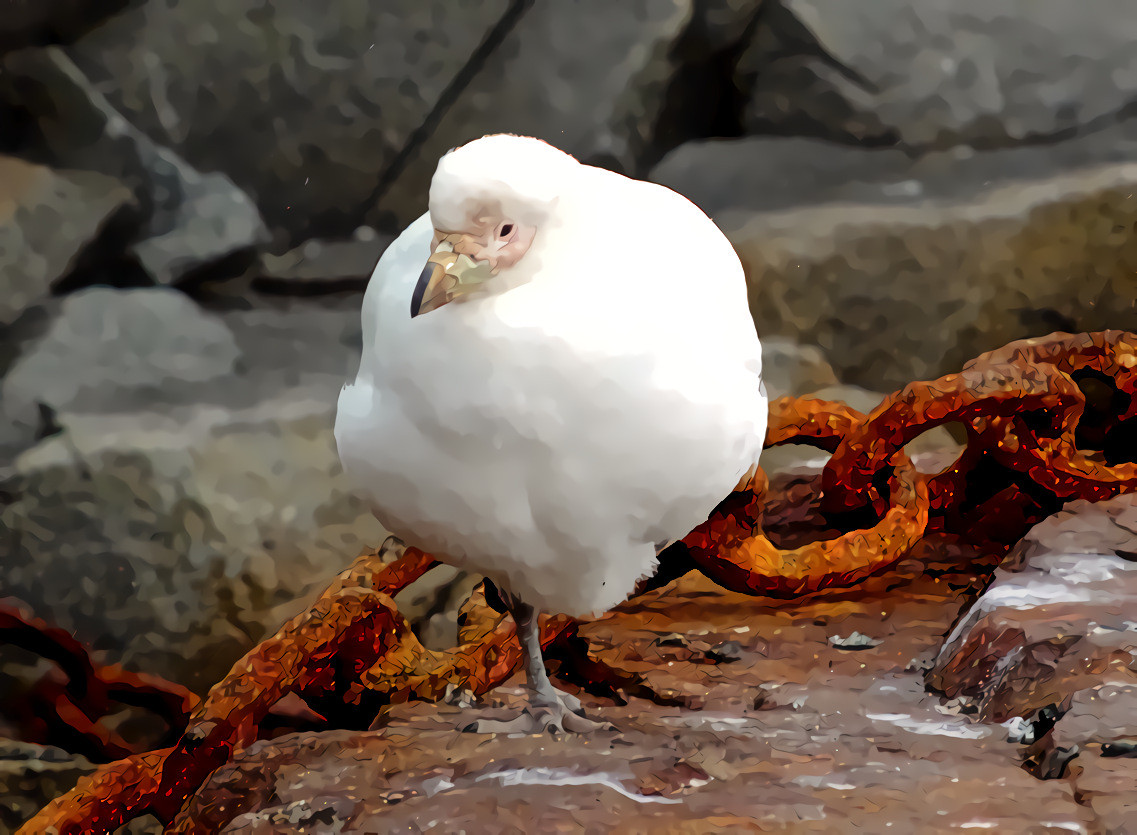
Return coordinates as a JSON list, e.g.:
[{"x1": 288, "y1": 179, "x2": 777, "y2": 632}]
[{"x1": 14, "y1": 329, "x2": 1137, "y2": 834}]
